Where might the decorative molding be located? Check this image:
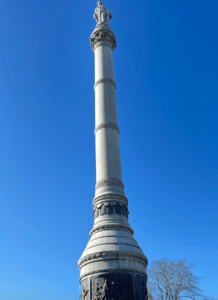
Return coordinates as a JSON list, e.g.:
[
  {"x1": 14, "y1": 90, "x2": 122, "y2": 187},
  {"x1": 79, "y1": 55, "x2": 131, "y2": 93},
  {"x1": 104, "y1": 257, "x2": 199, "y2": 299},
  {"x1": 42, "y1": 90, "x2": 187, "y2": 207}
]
[
  {"x1": 94, "y1": 77, "x2": 116, "y2": 90},
  {"x1": 94, "y1": 122, "x2": 119, "y2": 134},
  {"x1": 78, "y1": 251, "x2": 148, "y2": 269},
  {"x1": 90, "y1": 30, "x2": 116, "y2": 50},
  {"x1": 90, "y1": 224, "x2": 134, "y2": 236},
  {"x1": 93, "y1": 201, "x2": 129, "y2": 219},
  {"x1": 95, "y1": 177, "x2": 124, "y2": 190}
]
